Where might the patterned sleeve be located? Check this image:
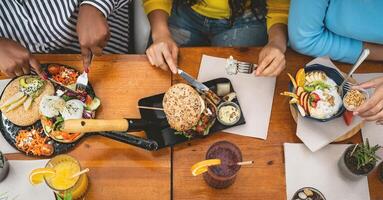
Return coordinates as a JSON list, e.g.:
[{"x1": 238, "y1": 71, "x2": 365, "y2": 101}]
[{"x1": 81, "y1": 0, "x2": 130, "y2": 17}]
